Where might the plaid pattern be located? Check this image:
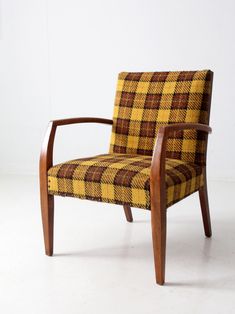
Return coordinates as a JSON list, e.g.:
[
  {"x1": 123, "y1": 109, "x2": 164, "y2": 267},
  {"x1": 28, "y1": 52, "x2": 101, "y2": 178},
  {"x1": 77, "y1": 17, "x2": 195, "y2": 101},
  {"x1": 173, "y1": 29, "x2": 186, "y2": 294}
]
[
  {"x1": 109, "y1": 70, "x2": 213, "y2": 166},
  {"x1": 48, "y1": 154, "x2": 203, "y2": 209}
]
